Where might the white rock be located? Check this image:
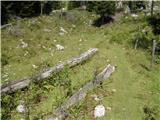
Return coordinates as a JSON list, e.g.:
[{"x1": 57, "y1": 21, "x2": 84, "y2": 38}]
[
  {"x1": 16, "y1": 104, "x2": 26, "y2": 113},
  {"x1": 42, "y1": 46, "x2": 46, "y2": 49},
  {"x1": 107, "y1": 59, "x2": 110, "y2": 62},
  {"x1": 72, "y1": 24, "x2": 76, "y2": 28},
  {"x1": 44, "y1": 28, "x2": 52, "y2": 32},
  {"x1": 94, "y1": 105, "x2": 105, "y2": 118},
  {"x1": 56, "y1": 44, "x2": 64, "y2": 50},
  {"x1": 147, "y1": 13, "x2": 150, "y2": 16},
  {"x1": 79, "y1": 39, "x2": 82, "y2": 42},
  {"x1": 112, "y1": 89, "x2": 117, "y2": 93},
  {"x1": 60, "y1": 27, "x2": 67, "y2": 33},
  {"x1": 106, "y1": 107, "x2": 112, "y2": 111},
  {"x1": 131, "y1": 14, "x2": 138, "y2": 18},
  {"x1": 21, "y1": 41, "x2": 28, "y2": 48},
  {"x1": 32, "y1": 64, "x2": 38, "y2": 69},
  {"x1": 142, "y1": 29, "x2": 146, "y2": 33}
]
